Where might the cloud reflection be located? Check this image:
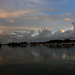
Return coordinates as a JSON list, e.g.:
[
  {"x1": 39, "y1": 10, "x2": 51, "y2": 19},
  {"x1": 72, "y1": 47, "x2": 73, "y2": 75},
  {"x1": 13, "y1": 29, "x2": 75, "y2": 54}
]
[{"x1": 0, "y1": 46, "x2": 75, "y2": 64}]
